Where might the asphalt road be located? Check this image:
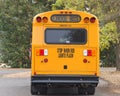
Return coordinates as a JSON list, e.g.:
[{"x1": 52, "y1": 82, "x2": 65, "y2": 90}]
[{"x1": 0, "y1": 69, "x2": 119, "y2": 96}]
